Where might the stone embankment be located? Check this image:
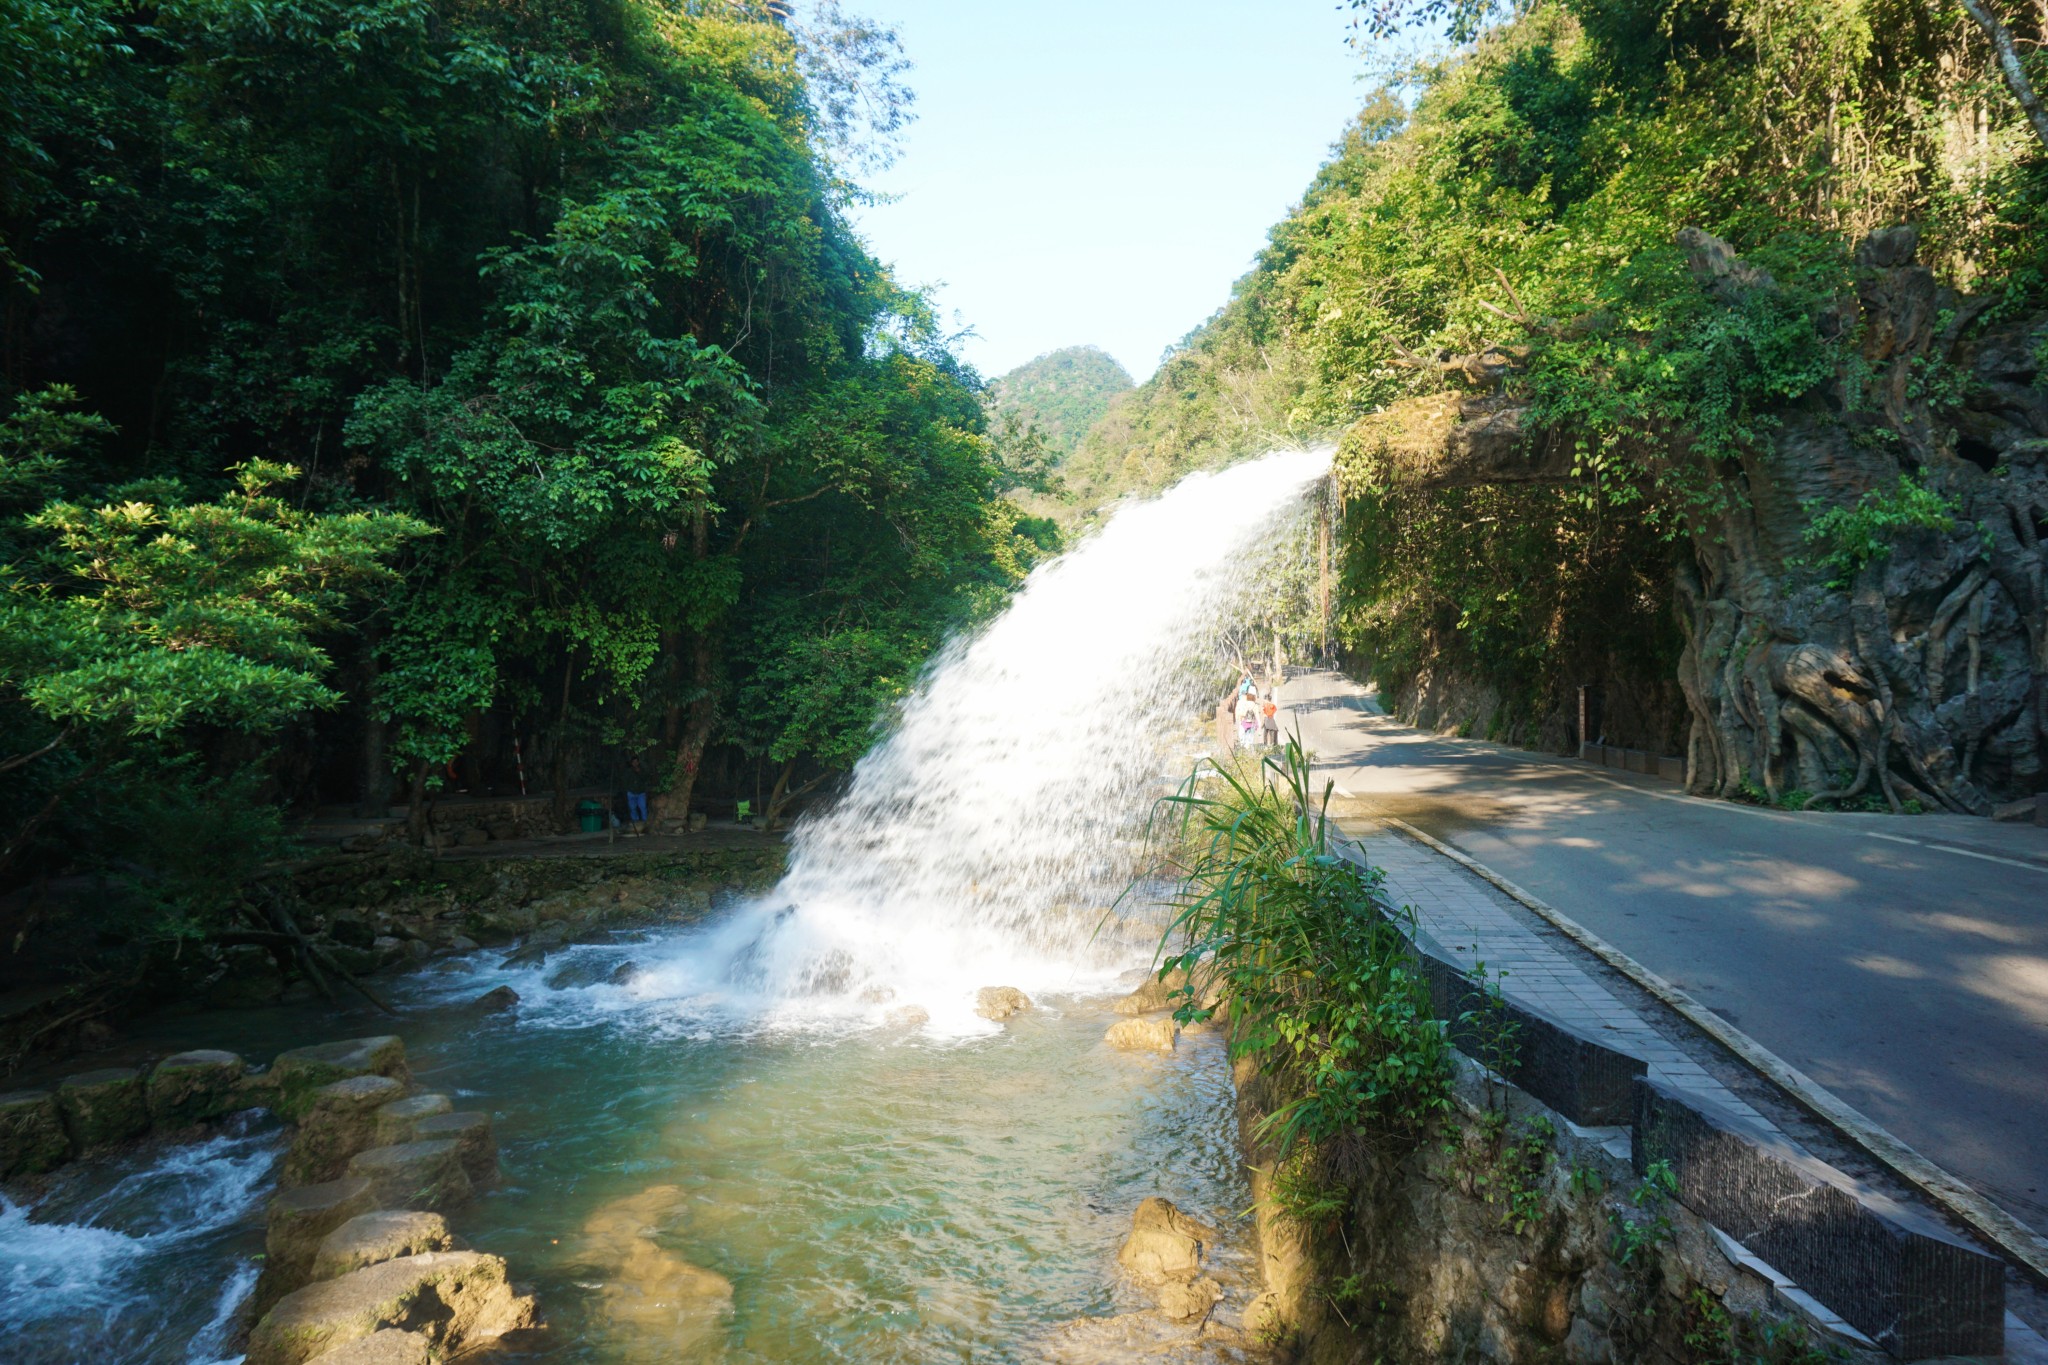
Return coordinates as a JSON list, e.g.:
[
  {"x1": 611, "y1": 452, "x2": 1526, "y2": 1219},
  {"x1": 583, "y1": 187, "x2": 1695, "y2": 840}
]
[{"x1": 1, "y1": 1031, "x2": 538, "y2": 1362}]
